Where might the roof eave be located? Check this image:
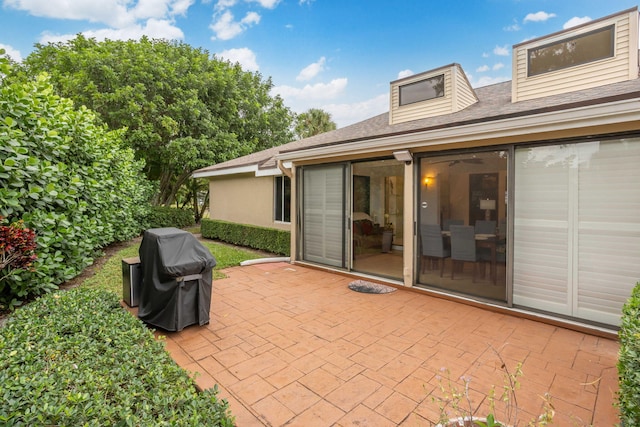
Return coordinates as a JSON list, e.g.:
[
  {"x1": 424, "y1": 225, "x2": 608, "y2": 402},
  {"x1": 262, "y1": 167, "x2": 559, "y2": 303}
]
[
  {"x1": 192, "y1": 161, "x2": 291, "y2": 179},
  {"x1": 276, "y1": 97, "x2": 640, "y2": 162}
]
